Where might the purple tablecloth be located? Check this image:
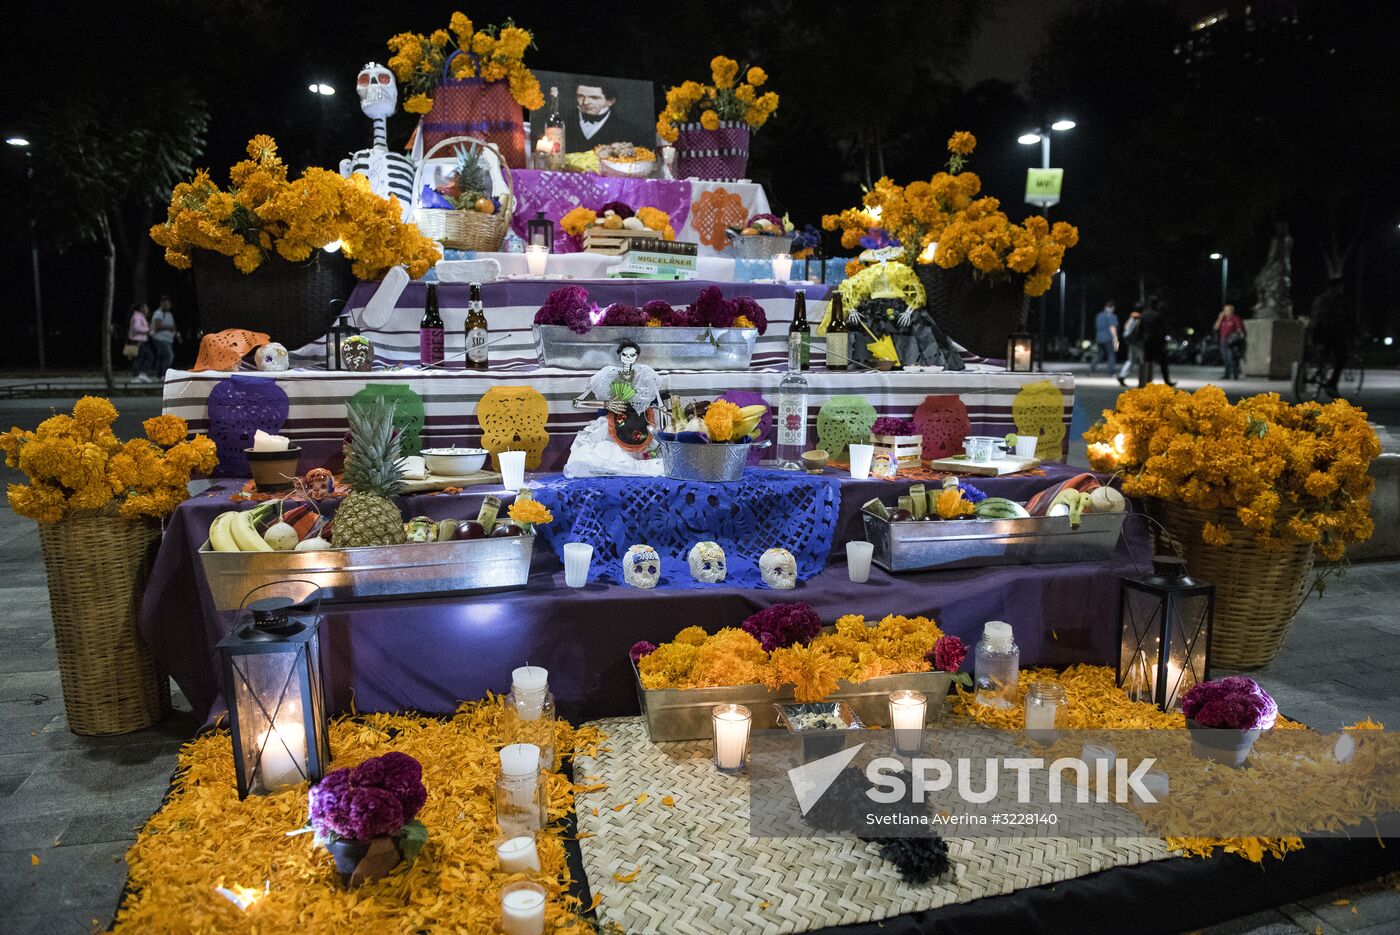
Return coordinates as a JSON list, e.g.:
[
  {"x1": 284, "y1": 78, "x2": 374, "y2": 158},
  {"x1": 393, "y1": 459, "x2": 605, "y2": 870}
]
[{"x1": 140, "y1": 465, "x2": 1145, "y2": 726}]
